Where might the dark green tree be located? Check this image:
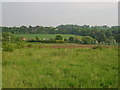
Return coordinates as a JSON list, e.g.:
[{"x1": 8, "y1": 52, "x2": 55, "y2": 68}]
[
  {"x1": 69, "y1": 37, "x2": 74, "y2": 41},
  {"x1": 81, "y1": 36, "x2": 95, "y2": 44},
  {"x1": 36, "y1": 36, "x2": 39, "y2": 41},
  {"x1": 55, "y1": 35, "x2": 63, "y2": 40}
]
